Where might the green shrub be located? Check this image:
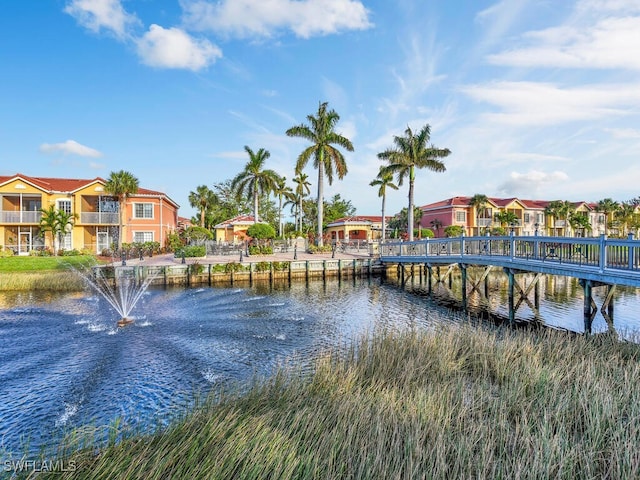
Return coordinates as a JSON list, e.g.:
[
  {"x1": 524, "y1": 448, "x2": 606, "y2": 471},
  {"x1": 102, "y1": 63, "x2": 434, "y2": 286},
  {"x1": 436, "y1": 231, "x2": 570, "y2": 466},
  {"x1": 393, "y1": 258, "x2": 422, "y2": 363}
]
[
  {"x1": 175, "y1": 245, "x2": 206, "y2": 258},
  {"x1": 165, "y1": 233, "x2": 183, "y2": 253},
  {"x1": 0, "y1": 248, "x2": 14, "y2": 257},
  {"x1": 444, "y1": 225, "x2": 465, "y2": 237},
  {"x1": 184, "y1": 226, "x2": 213, "y2": 241},
  {"x1": 255, "y1": 261, "x2": 271, "y2": 272},
  {"x1": 308, "y1": 244, "x2": 333, "y2": 254},
  {"x1": 249, "y1": 245, "x2": 273, "y2": 255},
  {"x1": 247, "y1": 223, "x2": 276, "y2": 240},
  {"x1": 224, "y1": 262, "x2": 244, "y2": 273},
  {"x1": 273, "y1": 261, "x2": 289, "y2": 271},
  {"x1": 414, "y1": 228, "x2": 434, "y2": 238}
]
